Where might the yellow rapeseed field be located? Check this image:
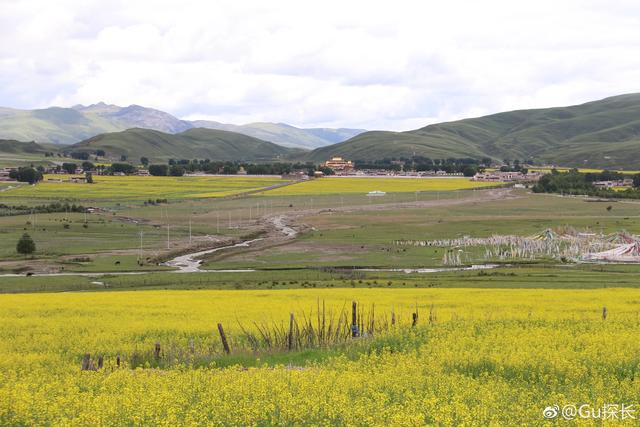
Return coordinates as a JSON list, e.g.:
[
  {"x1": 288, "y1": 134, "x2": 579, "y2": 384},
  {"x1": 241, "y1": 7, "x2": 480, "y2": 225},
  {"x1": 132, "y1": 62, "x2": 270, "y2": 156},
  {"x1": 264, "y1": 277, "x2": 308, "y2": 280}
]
[
  {"x1": 2, "y1": 175, "x2": 287, "y2": 200},
  {"x1": 526, "y1": 167, "x2": 640, "y2": 174},
  {"x1": 260, "y1": 177, "x2": 502, "y2": 196},
  {"x1": 0, "y1": 288, "x2": 638, "y2": 425}
]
